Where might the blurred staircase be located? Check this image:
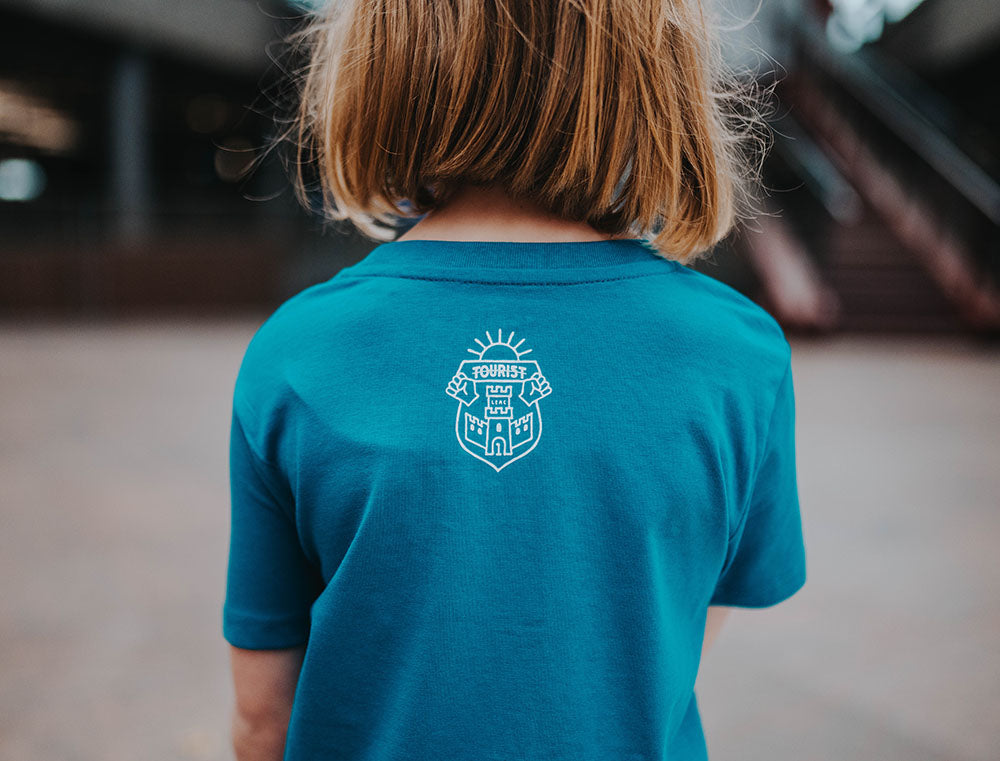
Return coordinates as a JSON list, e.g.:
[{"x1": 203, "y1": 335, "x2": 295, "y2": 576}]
[
  {"x1": 822, "y1": 207, "x2": 965, "y2": 332},
  {"x1": 728, "y1": 6, "x2": 1000, "y2": 335}
]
